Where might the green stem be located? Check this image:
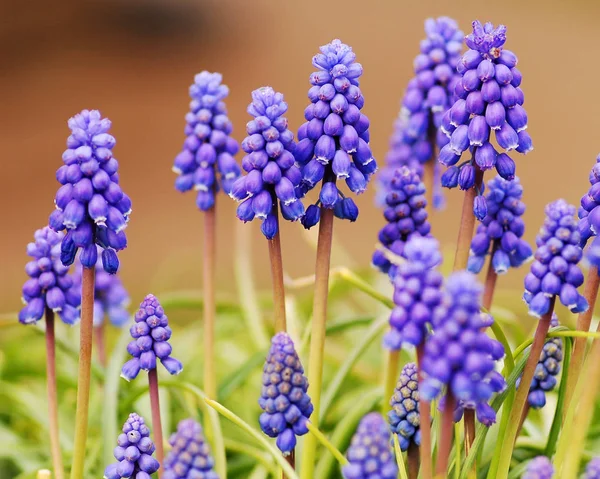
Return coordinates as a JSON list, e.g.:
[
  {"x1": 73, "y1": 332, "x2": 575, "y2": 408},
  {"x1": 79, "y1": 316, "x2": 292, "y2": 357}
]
[
  {"x1": 223, "y1": 438, "x2": 278, "y2": 476},
  {"x1": 70, "y1": 265, "x2": 95, "y2": 479},
  {"x1": 204, "y1": 206, "x2": 217, "y2": 400},
  {"x1": 268, "y1": 204, "x2": 287, "y2": 333},
  {"x1": 45, "y1": 309, "x2": 64, "y2": 479},
  {"x1": 496, "y1": 300, "x2": 555, "y2": 478},
  {"x1": 383, "y1": 349, "x2": 400, "y2": 415},
  {"x1": 148, "y1": 369, "x2": 164, "y2": 477},
  {"x1": 544, "y1": 336, "x2": 571, "y2": 457},
  {"x1": 205, "y1": 398, "x2": 299, "y2": 479},
  {"x1": 337, "y1": 268, "x2": 395, "y2": 308},
  {"x1": 305, "y1": 422, "x2": 347, "y2": 466},
  {"x1": 300, "y1": 207, "x2": 335, "y2": 479}
]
